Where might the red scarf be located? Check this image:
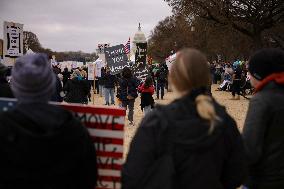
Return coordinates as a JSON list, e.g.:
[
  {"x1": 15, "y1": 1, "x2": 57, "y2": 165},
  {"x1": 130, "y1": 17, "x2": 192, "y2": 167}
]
[{"x1": 255, "y1": 72, "x2": 284, "y2": 93}]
